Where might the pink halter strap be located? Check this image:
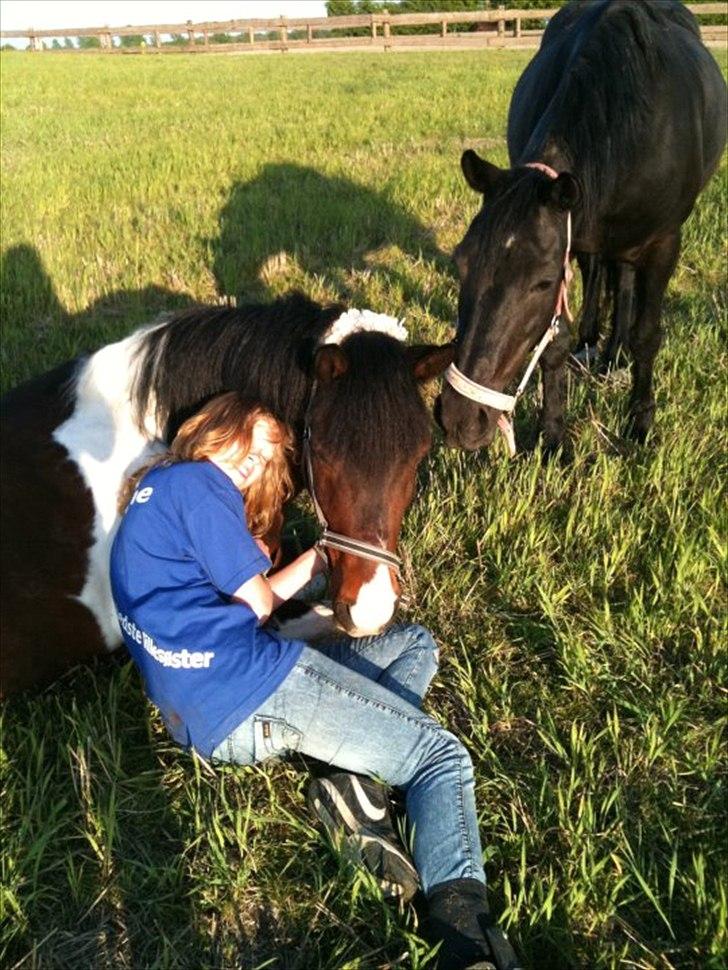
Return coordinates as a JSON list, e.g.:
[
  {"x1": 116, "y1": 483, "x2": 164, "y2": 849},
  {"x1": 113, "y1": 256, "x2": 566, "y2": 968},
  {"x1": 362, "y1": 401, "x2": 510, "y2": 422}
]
[{"x1": 525, "y1": 161, "x2": 573, "y2": 322}]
